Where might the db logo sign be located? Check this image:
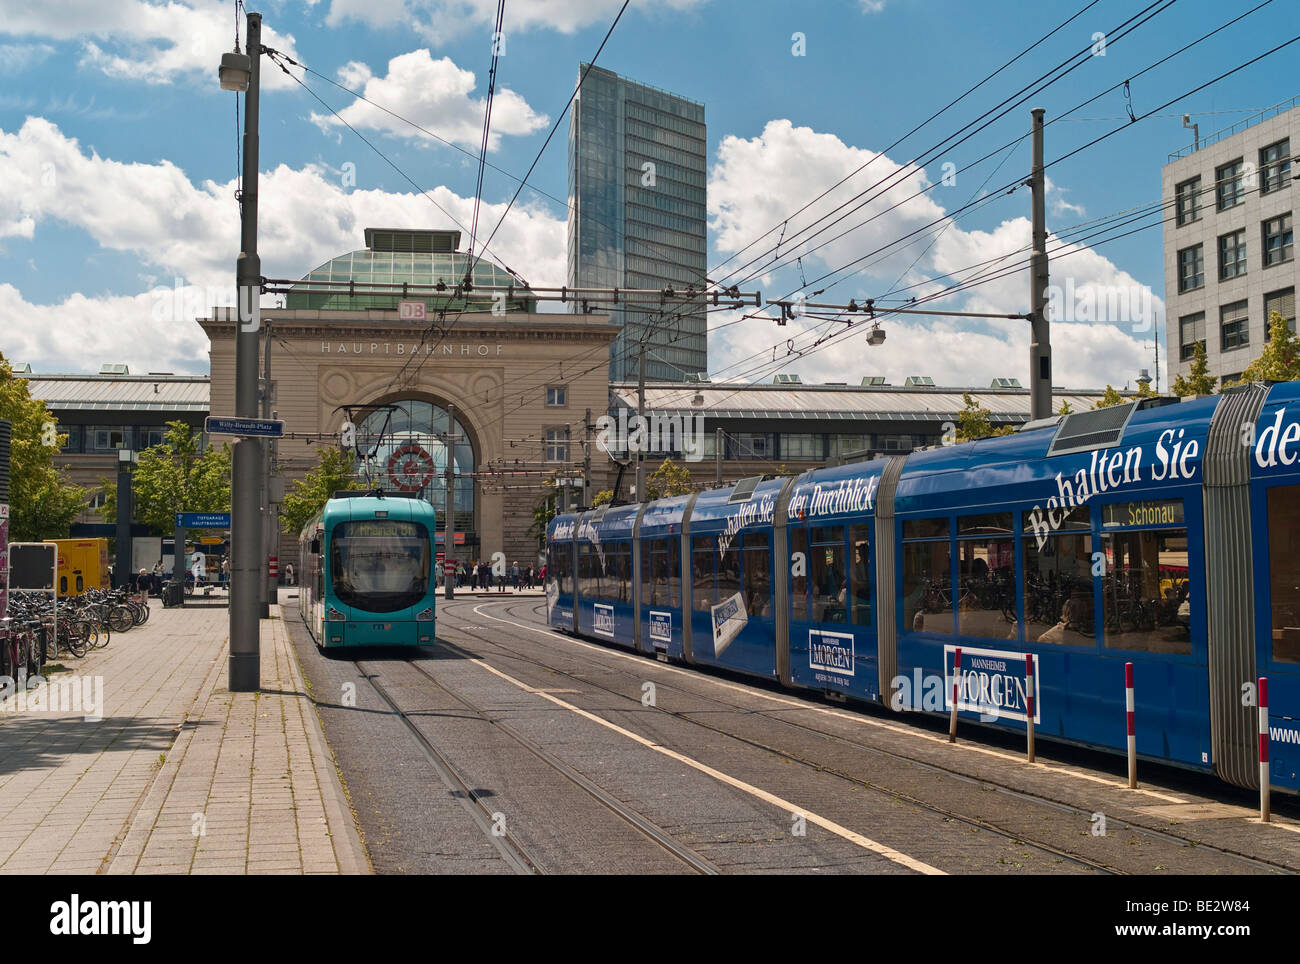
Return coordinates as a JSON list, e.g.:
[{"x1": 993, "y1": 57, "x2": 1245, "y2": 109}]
[{"x1": 398, "y1": 300, "x2": 427, "y2": 322}]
